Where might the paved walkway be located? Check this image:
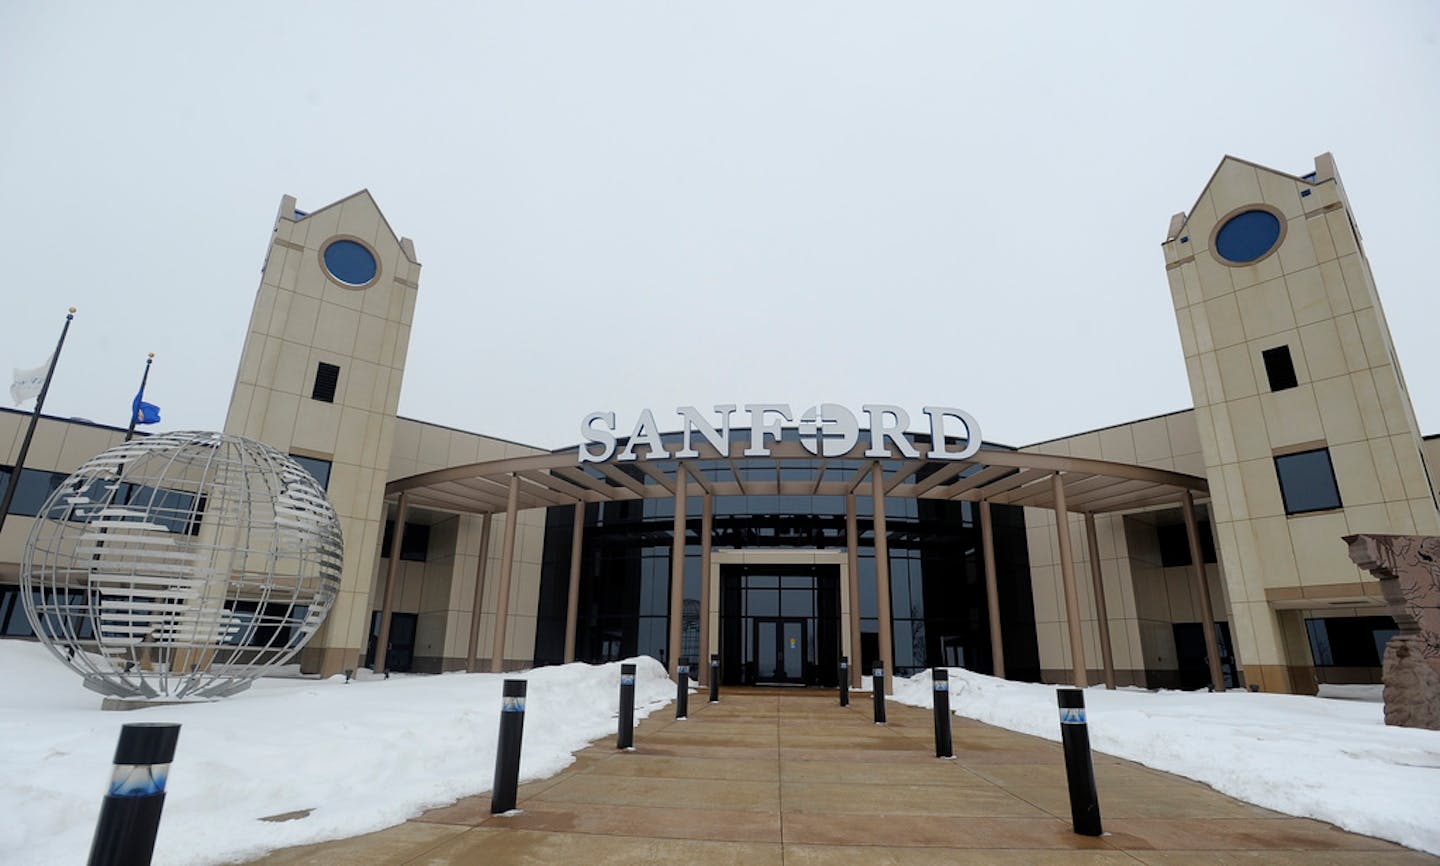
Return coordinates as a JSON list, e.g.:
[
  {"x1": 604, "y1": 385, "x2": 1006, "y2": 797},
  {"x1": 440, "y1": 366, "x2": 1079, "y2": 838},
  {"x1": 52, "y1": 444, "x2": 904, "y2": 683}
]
[{"x1": 253, "y1": 689, "x2": 1436, "y2": 864}]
